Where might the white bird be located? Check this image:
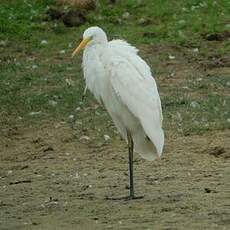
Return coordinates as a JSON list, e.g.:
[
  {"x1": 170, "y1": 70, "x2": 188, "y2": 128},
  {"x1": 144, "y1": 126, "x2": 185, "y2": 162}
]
[{"x1": 72, "y1": 26, "x2": 164, "y2": 199}]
